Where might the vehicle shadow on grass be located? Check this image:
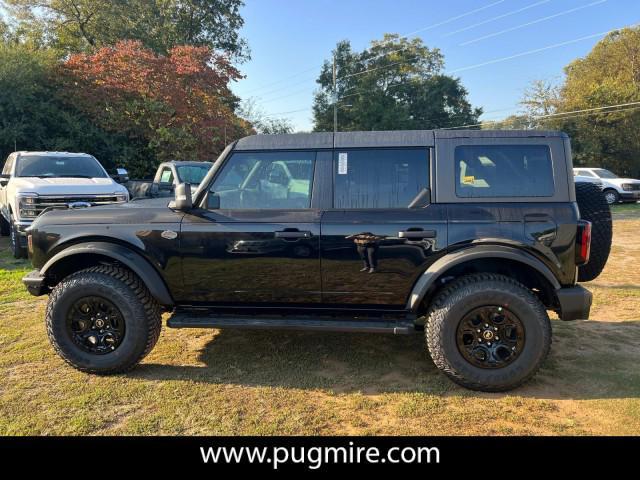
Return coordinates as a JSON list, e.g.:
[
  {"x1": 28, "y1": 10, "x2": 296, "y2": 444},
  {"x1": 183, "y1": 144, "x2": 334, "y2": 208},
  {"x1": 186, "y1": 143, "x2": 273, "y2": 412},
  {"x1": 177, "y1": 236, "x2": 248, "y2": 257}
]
[{"x1": 134, "y1": 319, "x2": 640, "y2": 400}]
